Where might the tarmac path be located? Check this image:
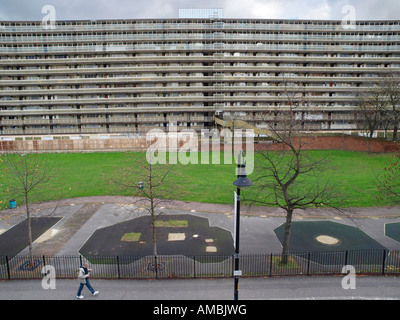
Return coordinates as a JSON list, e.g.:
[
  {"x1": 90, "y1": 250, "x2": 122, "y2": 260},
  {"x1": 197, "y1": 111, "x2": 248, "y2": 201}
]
[
  {"x1": 1, "y1": 197, "x2": 400, "y2": 302},
  {"x1": 1, "y1": 196, "x2": 400, "y2": 256},
  {"x1": 2, "y1": 195, "x2": 400, "y2": 219},
  {"x1": 1, "y1": 276, "x2": 399, "y2": 300}
]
